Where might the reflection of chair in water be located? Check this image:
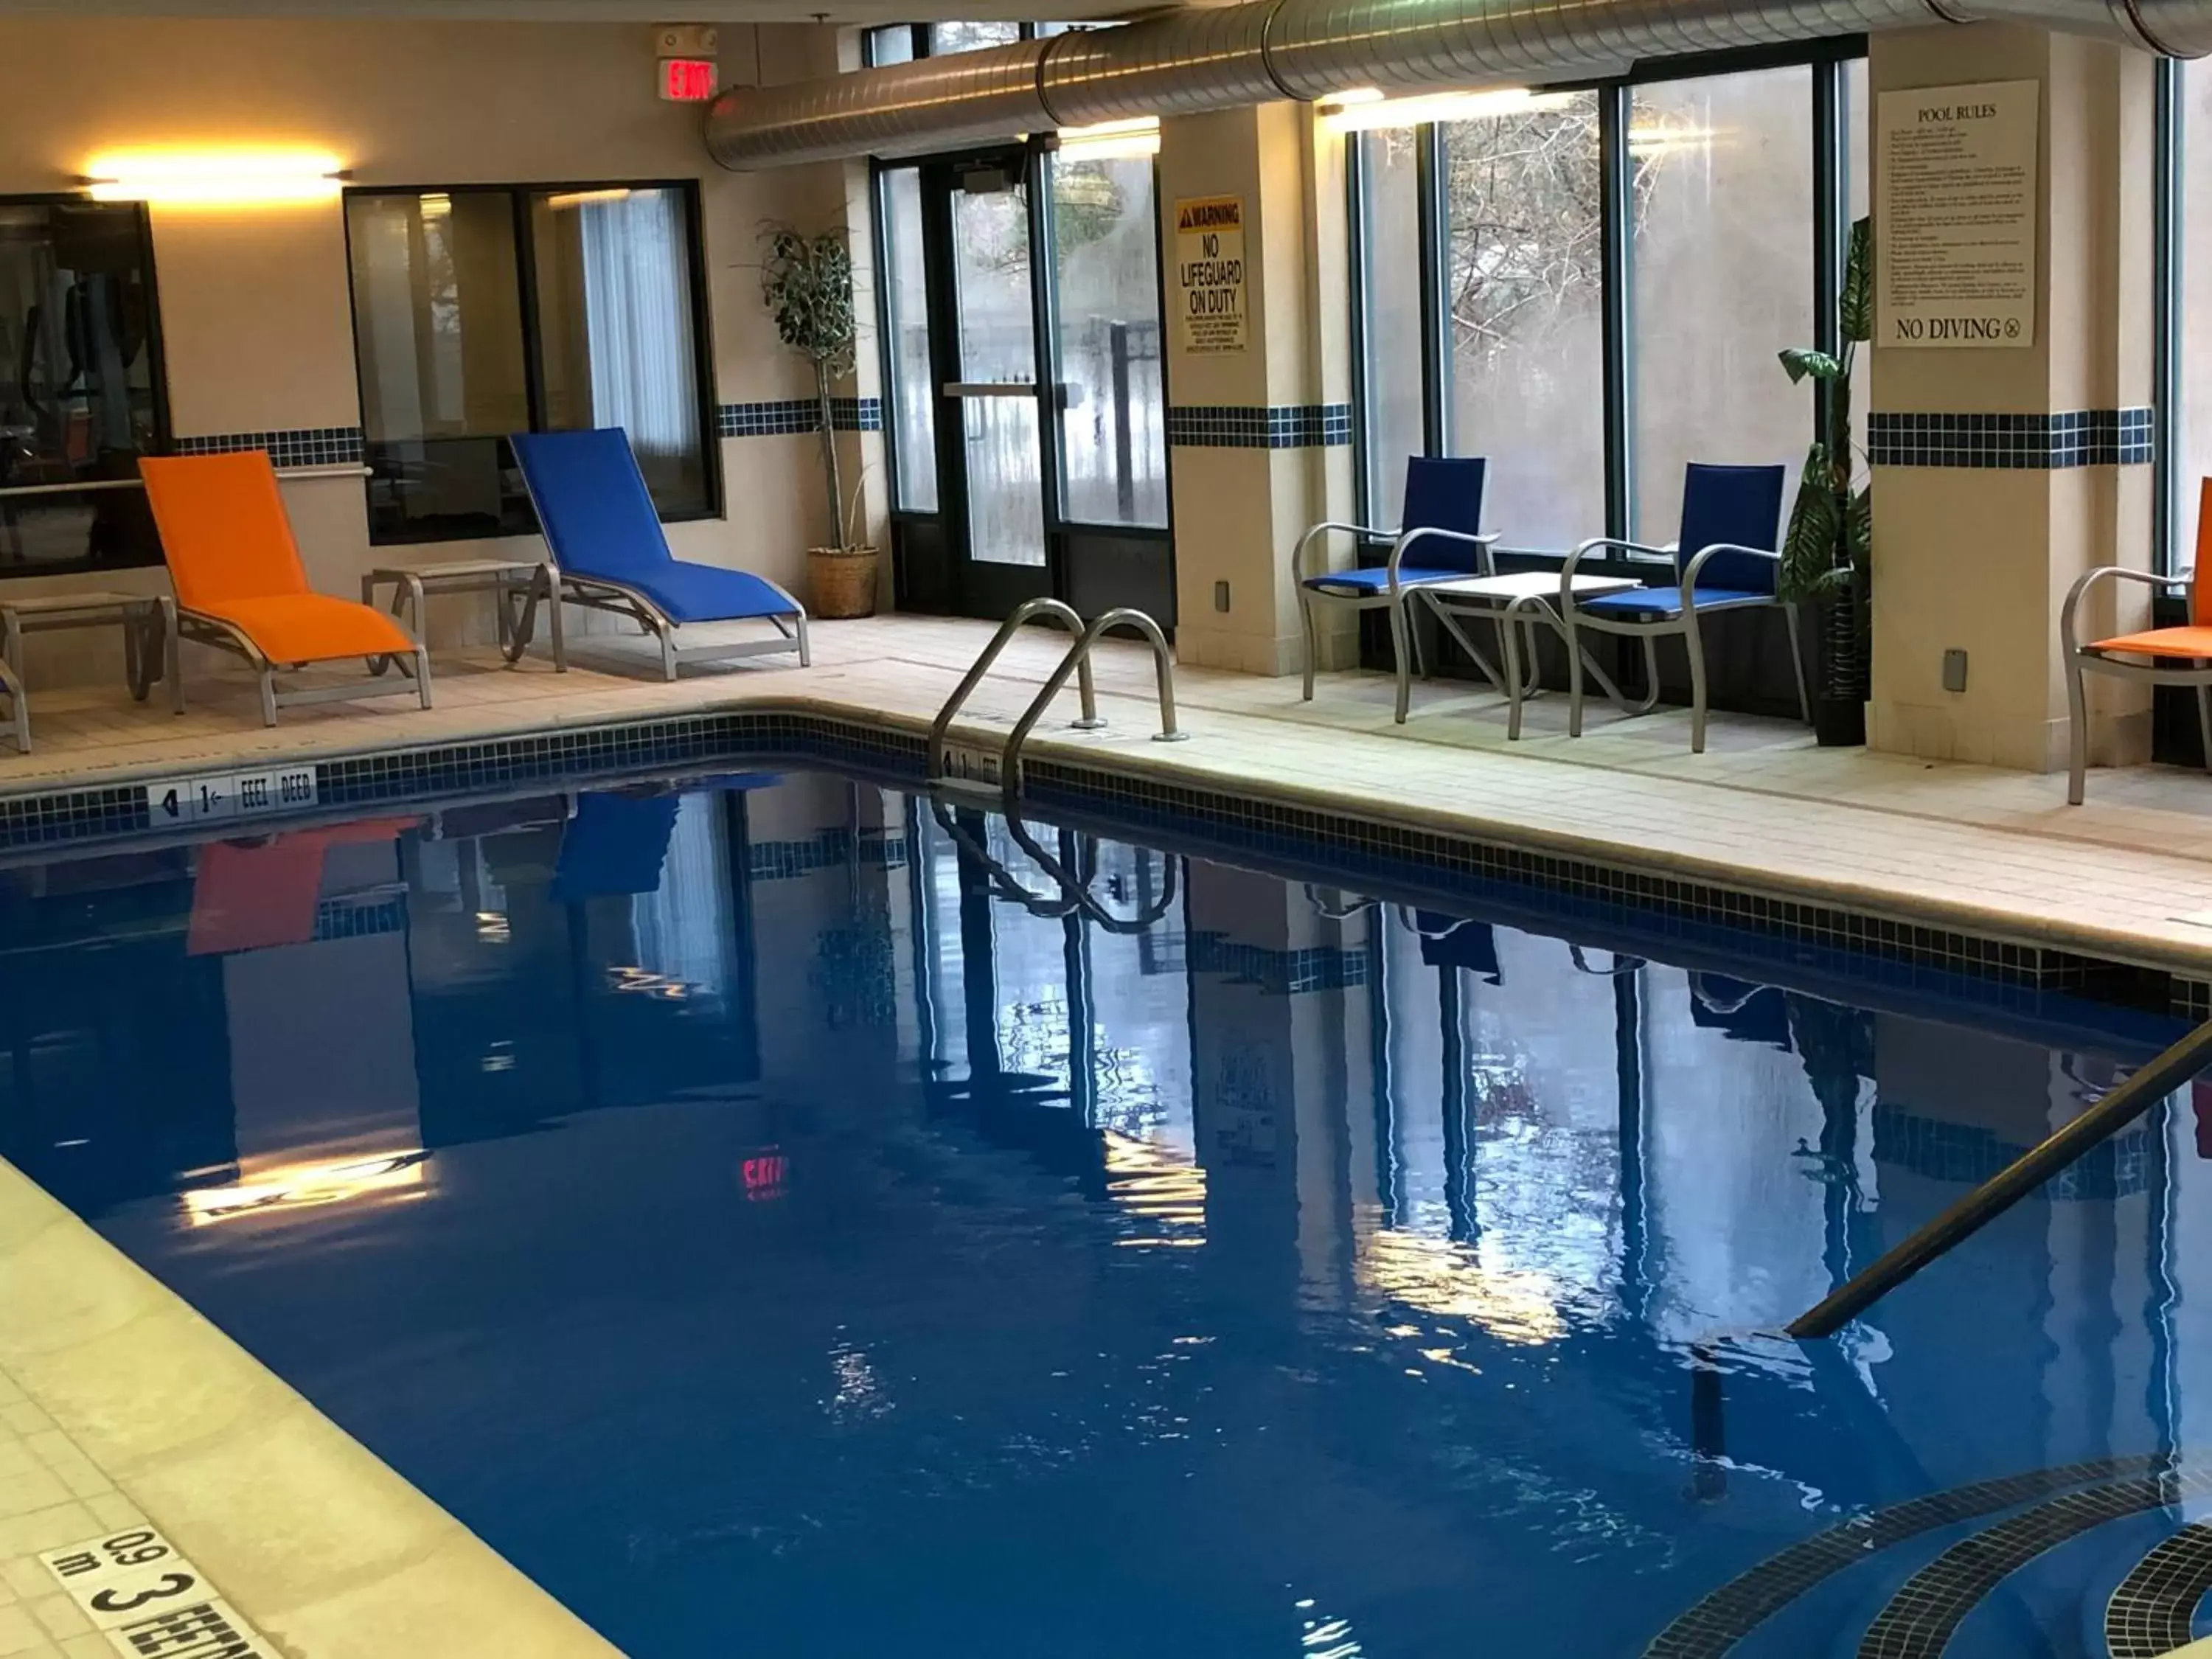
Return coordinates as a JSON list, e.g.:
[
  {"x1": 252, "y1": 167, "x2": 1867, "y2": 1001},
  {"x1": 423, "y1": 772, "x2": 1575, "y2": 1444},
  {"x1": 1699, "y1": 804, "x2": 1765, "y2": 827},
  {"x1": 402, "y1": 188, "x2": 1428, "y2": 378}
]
[
  {"x1": 187, "y1": 820, "x2": 414, "y2": 956},
  {"x1": 1410, "y1": 910, "x2": 1503, "y2": 984},
  {"x1": 549, "y1": 791, "x2": 681, "y2": 902},
  {"x1": 1688, "y1": 973, "x2": 1791, "y2": 1049}
]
